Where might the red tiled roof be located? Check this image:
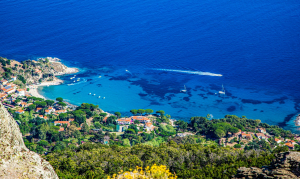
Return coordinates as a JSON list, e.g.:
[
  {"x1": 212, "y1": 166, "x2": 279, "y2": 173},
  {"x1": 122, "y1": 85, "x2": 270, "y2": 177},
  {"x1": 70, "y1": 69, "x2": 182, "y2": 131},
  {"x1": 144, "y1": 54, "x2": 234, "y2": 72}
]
[
  {"x1": 132, "y1": 116, "x2": 150, "y2": 121},
  {"x1": 117, "y1": 118, "x2": 131, "y2": 122},
  {"x1": 16, "y1": 109, "x2": 24, "y2": 113},
  {"x1": 145, "y1": 122, "x2": 153, "y2": 127},
  {"x1": 256, "y1": 133, "x2": 265, "y2": 137},
  {"x1": 285, "y1": 143, "x2": 294, "y2": 147}
]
